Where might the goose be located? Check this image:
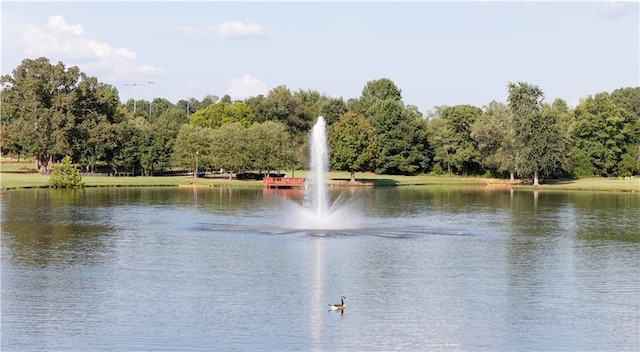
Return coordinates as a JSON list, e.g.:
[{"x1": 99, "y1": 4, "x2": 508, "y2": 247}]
[{"x1": 329, "y1": 296, "x2": 346, "y2": 310}]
